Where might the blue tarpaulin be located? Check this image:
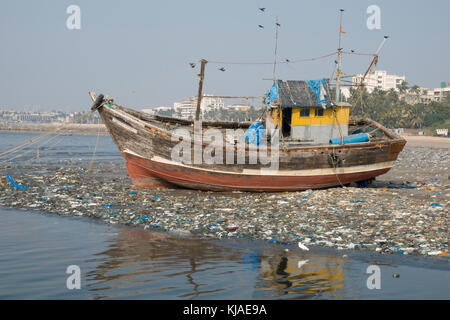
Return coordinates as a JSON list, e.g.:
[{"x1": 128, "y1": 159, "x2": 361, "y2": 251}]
[
  {"x1": 305, "y1": 79, "x2": 327, "y2": 107},
  {"x1": 330, "y1": 133, "x2": 370, "y2": 145},
  {"x1": 5, "y1": 170, "x2": 29, "y2": 189},
  {"x1": 245, "y1": 122, "x2": 265, "y2": 146},
  {"x1": 265, "y1": 82, "x2": 279, "y2": 106}
]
